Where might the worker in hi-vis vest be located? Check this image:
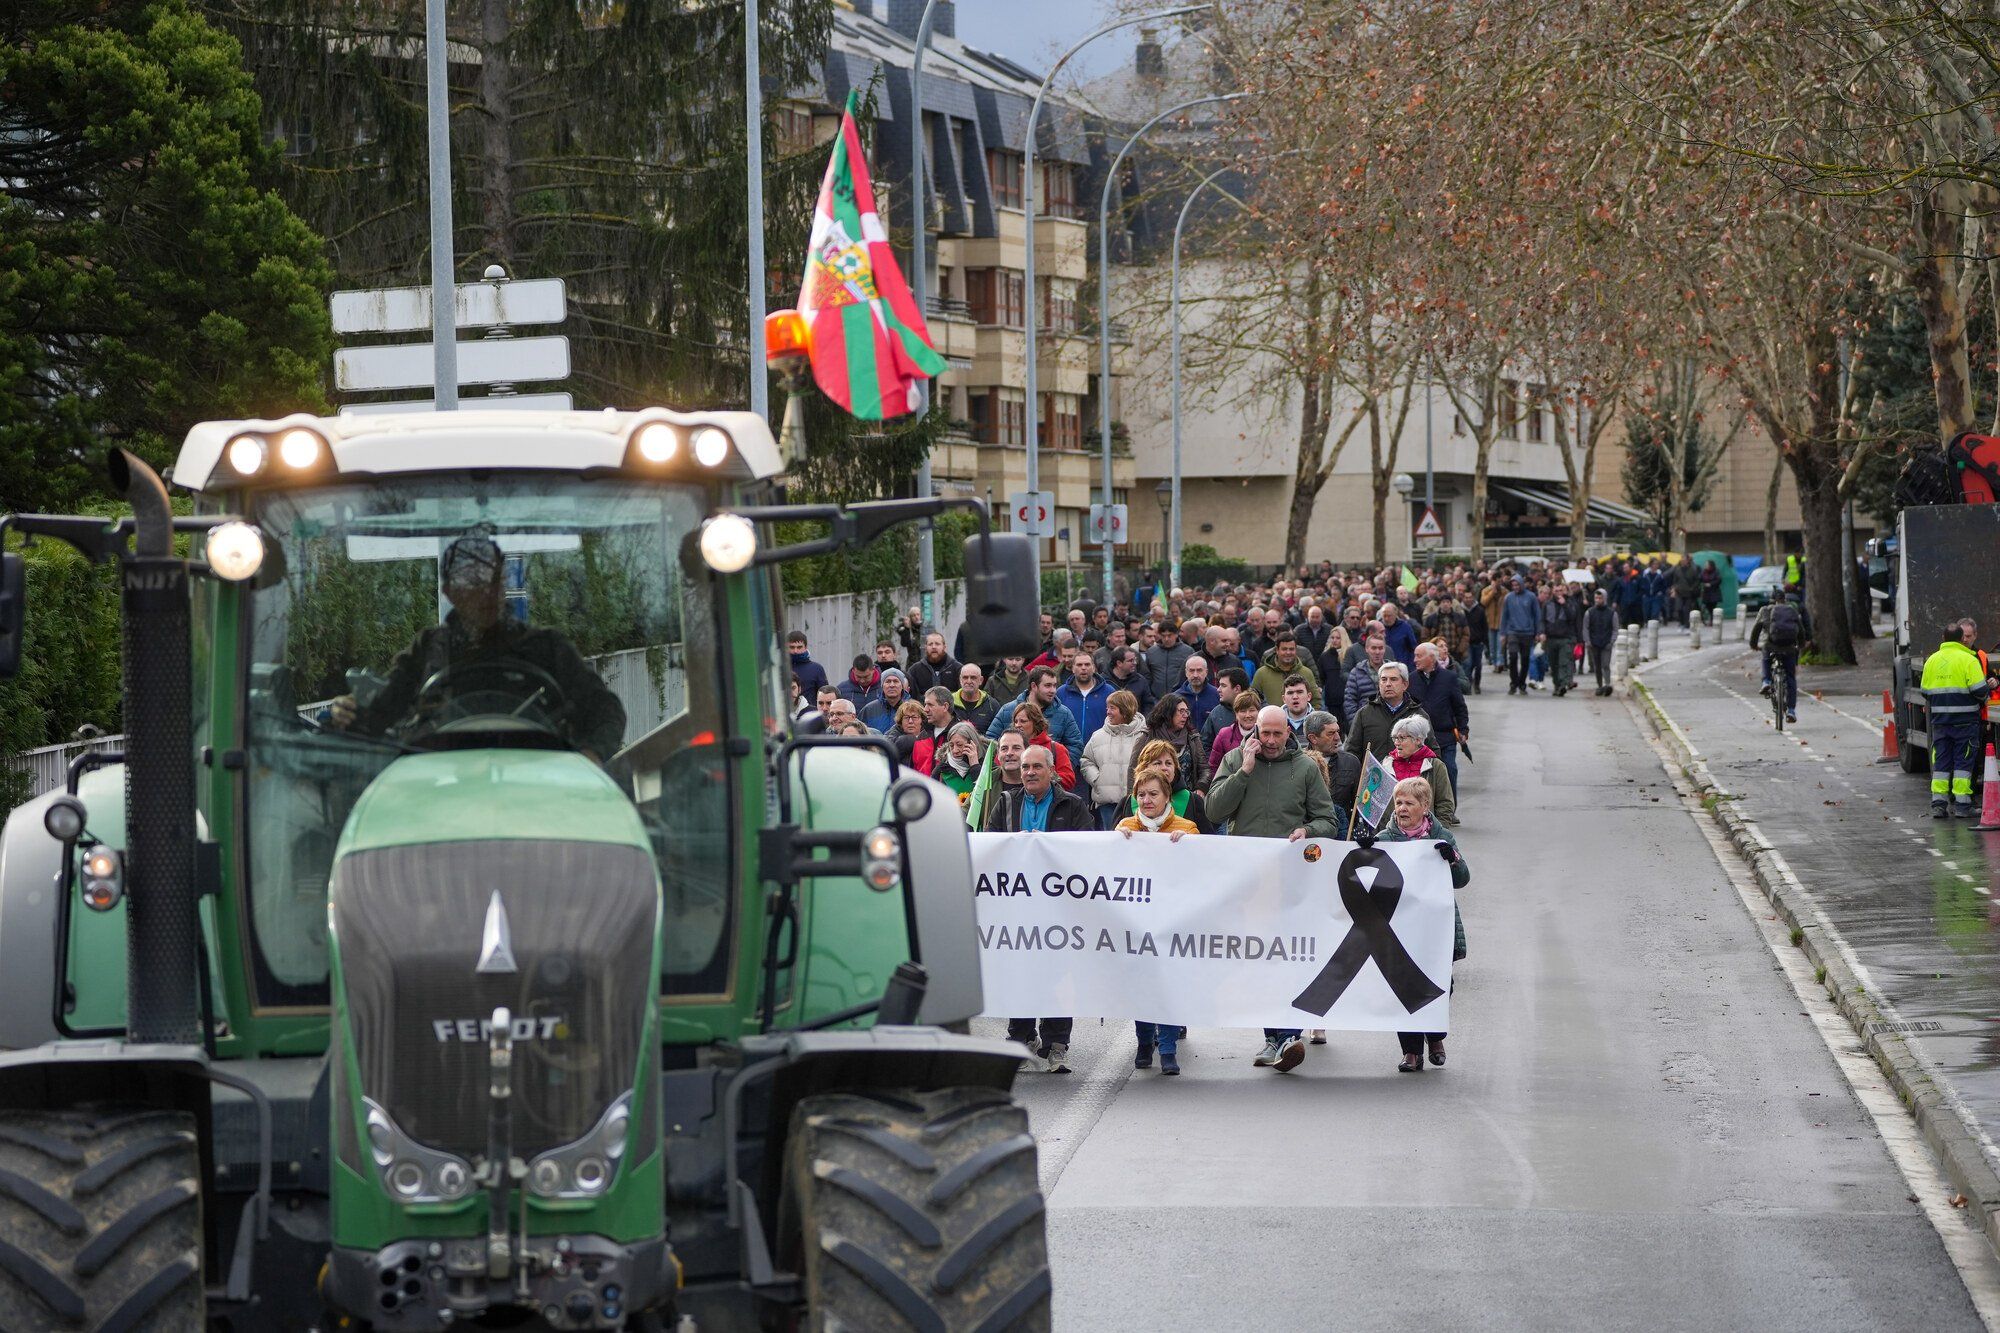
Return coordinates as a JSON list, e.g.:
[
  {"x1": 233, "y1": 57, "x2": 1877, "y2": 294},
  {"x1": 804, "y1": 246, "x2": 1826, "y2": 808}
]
[{"x1": 1920, "y1": 618, "x2": 1997, "y2": 818}]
